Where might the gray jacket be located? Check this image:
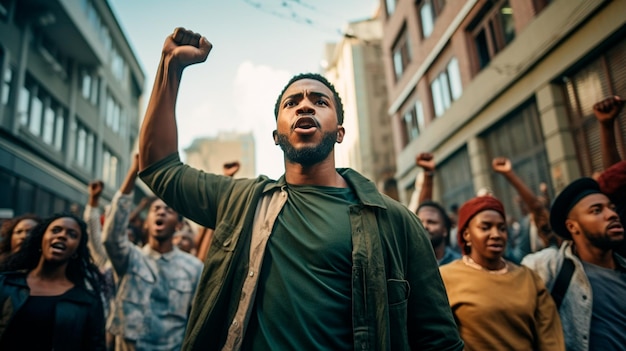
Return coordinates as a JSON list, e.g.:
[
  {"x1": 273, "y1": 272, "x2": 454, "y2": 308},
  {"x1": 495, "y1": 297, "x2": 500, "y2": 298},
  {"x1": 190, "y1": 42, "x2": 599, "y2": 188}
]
[{"x1": 521, "y1": 241, "x2": 626, "y2": 351}]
